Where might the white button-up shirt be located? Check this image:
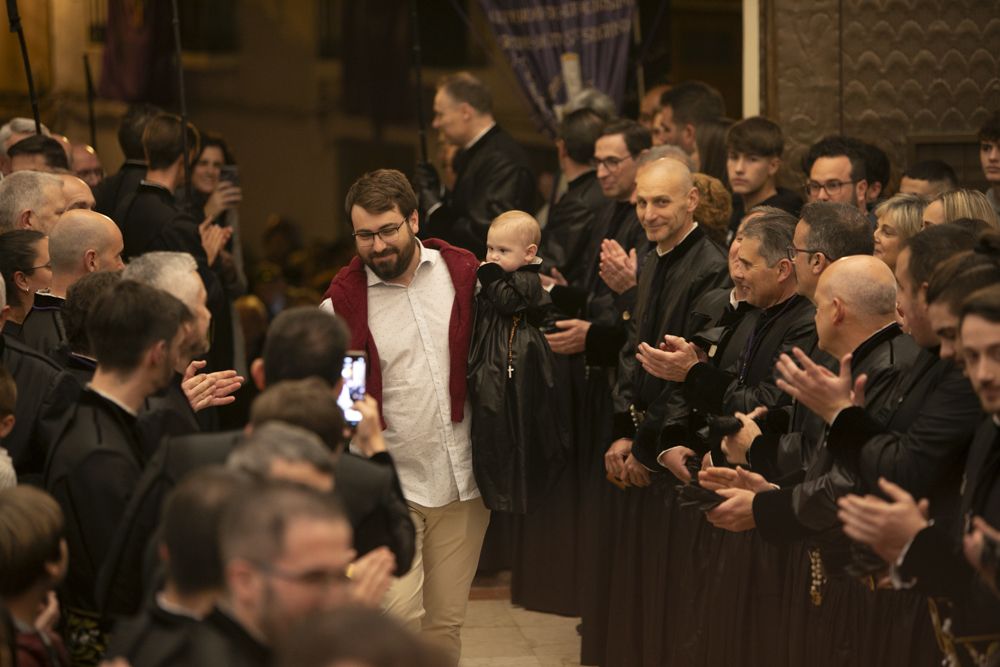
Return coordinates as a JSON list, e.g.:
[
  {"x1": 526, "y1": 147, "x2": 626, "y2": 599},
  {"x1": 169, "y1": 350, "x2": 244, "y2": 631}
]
[{"x1": 321, "y1": 242, "x2": 478, "y2": 507}]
